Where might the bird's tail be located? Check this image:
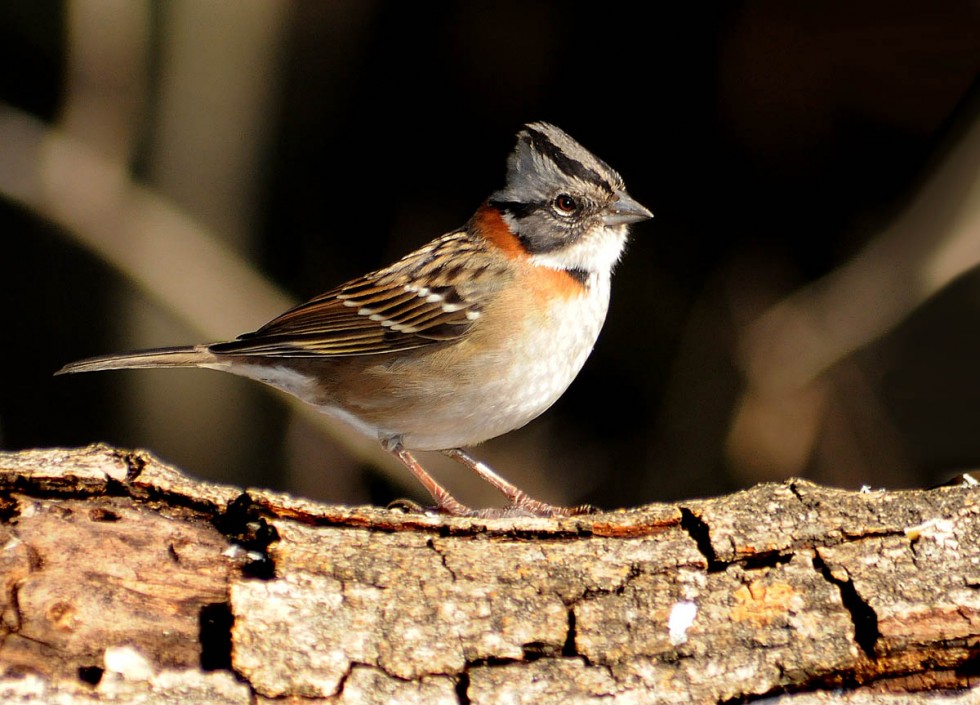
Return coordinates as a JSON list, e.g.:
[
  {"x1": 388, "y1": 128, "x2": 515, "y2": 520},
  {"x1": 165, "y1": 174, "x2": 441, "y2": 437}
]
[{"x1": 55, "y1": 345, "x2": 218, "y2": 375}]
